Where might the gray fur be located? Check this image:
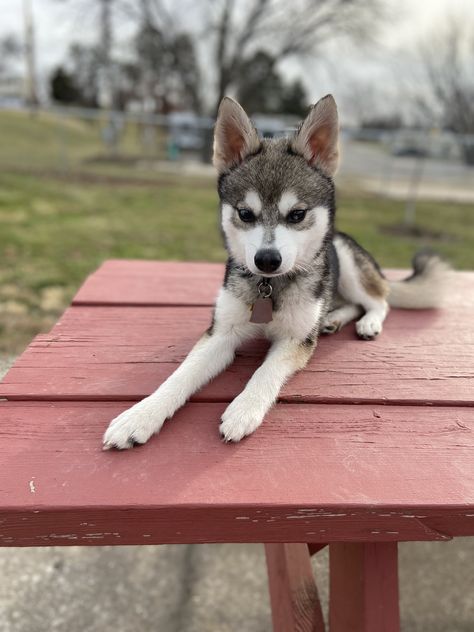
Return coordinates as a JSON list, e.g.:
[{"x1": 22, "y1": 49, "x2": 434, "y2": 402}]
[{"x1": 218, "y1": 136, "x2": 337, "y2": 334}]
